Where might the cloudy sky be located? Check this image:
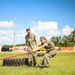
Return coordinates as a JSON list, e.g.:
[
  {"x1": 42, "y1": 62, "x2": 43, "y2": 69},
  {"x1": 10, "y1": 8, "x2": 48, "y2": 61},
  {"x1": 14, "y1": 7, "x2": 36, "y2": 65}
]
[{"x1": 0, "y1": 0, "x2": 75, "y2": 45}]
